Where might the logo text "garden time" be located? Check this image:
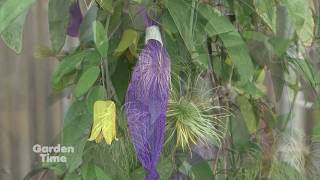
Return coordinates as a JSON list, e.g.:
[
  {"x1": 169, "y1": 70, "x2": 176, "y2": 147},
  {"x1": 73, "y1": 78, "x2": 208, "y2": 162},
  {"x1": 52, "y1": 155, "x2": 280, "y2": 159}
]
[{"x1": 33, "y1": 144, "x2": 74, "y2": 163}]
